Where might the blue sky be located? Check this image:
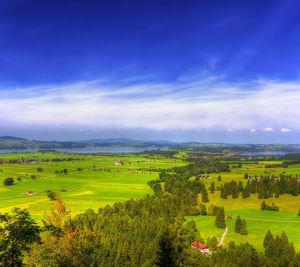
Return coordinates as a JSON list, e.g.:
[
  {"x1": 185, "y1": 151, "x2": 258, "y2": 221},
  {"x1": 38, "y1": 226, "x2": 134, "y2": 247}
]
[{"x1": 0, "y1": 0, "x2": 300, "y2": 143}]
